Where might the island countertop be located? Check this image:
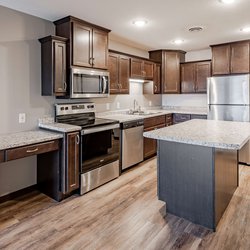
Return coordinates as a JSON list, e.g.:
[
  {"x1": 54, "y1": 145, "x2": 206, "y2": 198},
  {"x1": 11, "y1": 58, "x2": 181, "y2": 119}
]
[{"x1": 143, "y1": 119, "x2": 250, "y2": 150}]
